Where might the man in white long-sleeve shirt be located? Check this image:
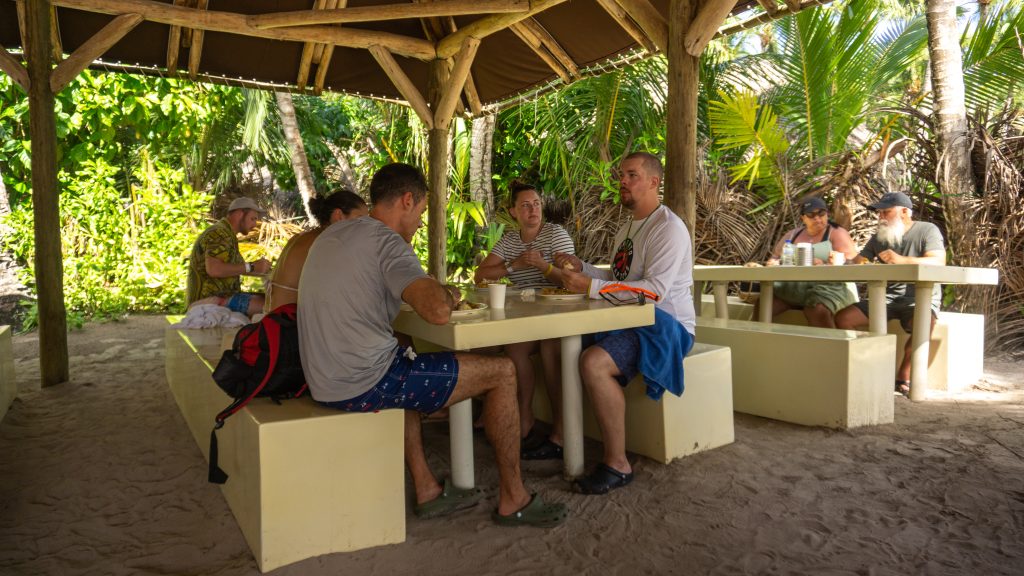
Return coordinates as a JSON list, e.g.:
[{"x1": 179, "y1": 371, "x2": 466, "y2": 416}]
[{"x1": 554, "y1": 151, "x2": 695, "y2": 495}]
